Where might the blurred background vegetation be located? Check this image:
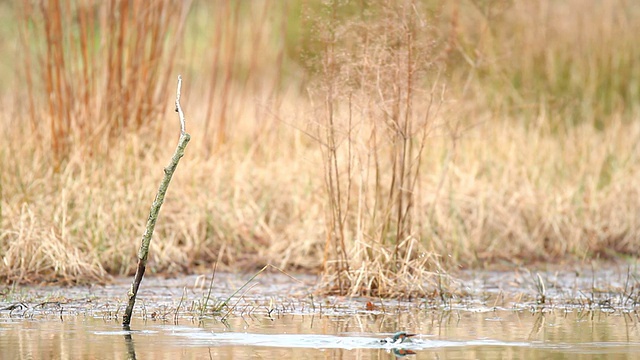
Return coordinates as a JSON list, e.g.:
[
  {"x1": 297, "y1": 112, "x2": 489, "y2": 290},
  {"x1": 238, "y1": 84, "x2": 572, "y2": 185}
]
[
  {"x1": 1, "y1": 0, "x2": 639, "y2": 295},
  {"x1": 8, "y1": 0, "x2": 639, "y2": 145}
]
